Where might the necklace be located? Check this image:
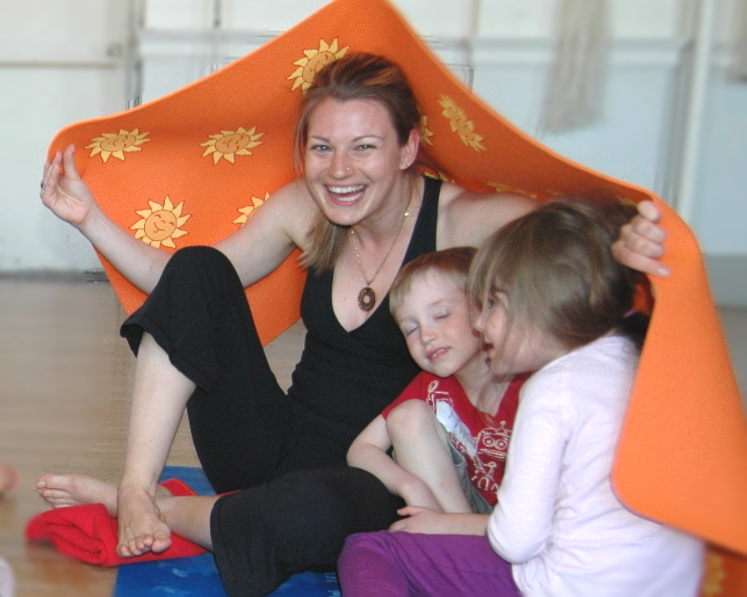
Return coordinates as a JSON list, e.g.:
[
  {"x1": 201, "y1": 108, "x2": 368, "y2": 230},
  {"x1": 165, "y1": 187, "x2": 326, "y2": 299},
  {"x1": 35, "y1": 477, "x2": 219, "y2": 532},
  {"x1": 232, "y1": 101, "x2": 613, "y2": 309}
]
[{"x1": 350, "y1": 194, "x2": 413, "y2": 312}]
